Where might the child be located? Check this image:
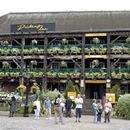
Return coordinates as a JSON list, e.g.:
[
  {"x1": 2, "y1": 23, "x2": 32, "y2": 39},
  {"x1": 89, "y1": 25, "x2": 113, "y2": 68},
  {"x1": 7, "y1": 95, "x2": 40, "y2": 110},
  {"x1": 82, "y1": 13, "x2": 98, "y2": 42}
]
[{"x1": 97, "y1": 100, "x2": 103, "y2": 123}]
